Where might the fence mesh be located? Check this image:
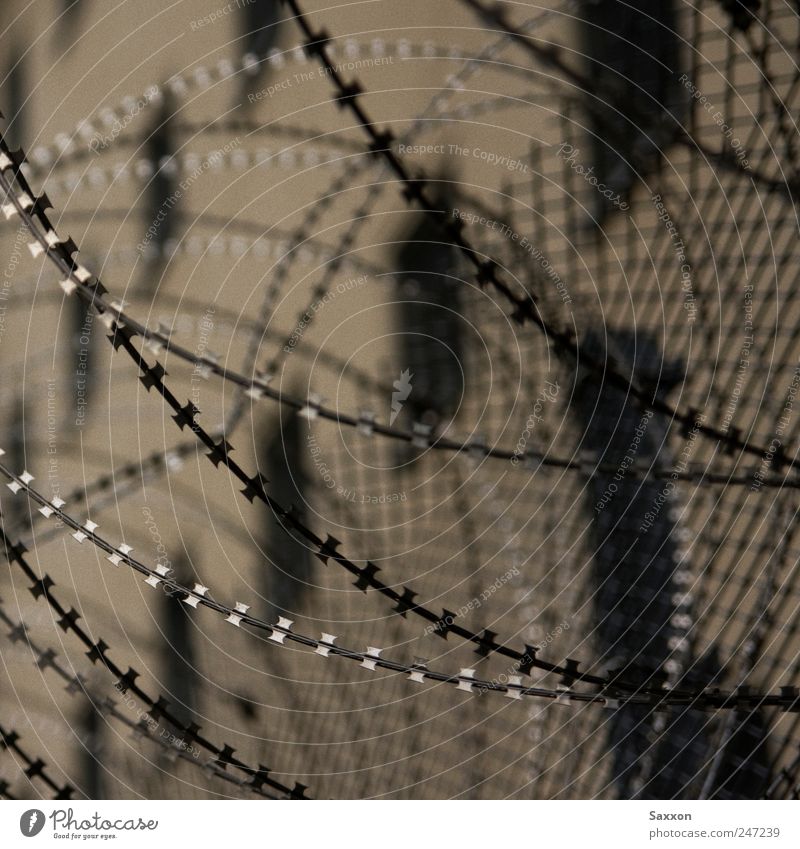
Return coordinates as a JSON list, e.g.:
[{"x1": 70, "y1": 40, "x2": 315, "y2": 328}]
[{"x1": 1, "y1": 0, "x2": 800, "y2": 800}]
